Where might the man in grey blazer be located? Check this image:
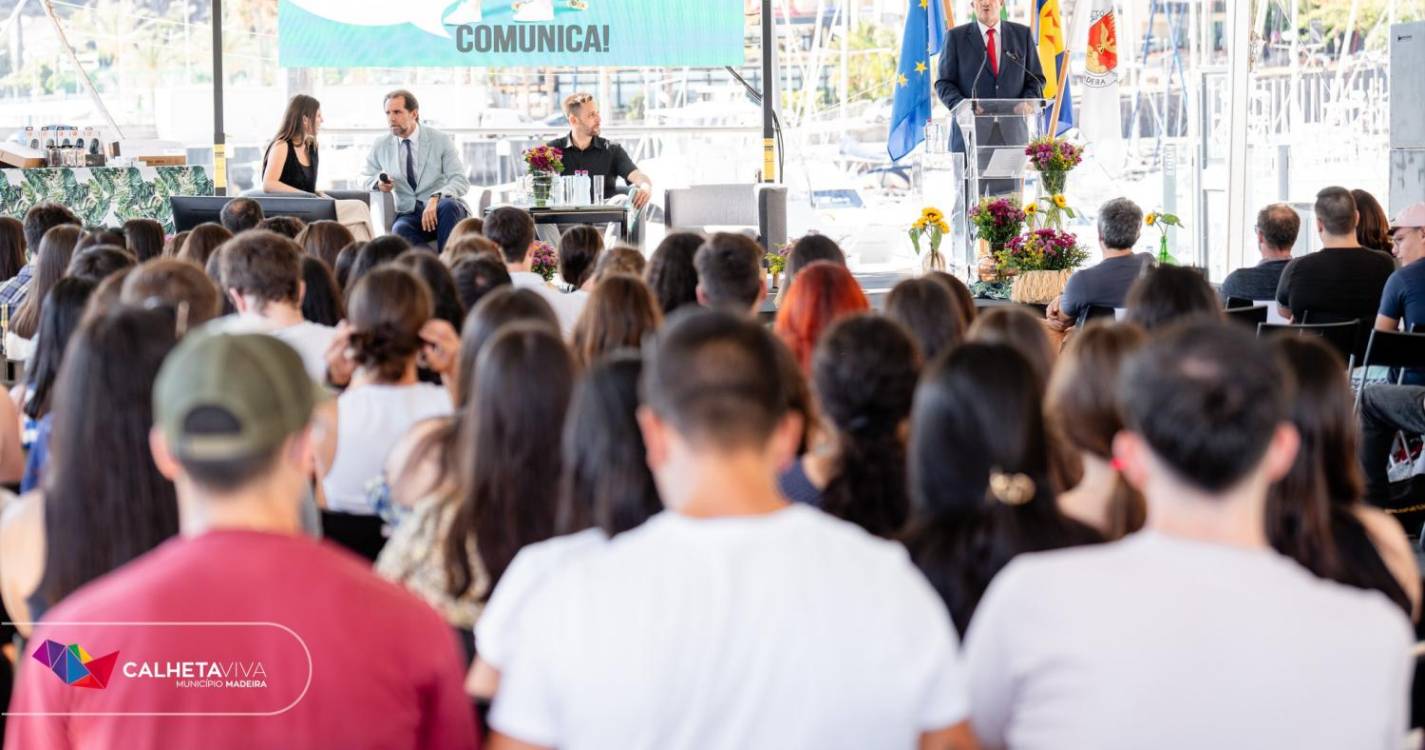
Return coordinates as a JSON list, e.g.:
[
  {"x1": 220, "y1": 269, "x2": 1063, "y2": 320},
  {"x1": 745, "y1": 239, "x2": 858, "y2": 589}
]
[{"x1": 361, "y1": 89, "x2": 471, "y2": 251}]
